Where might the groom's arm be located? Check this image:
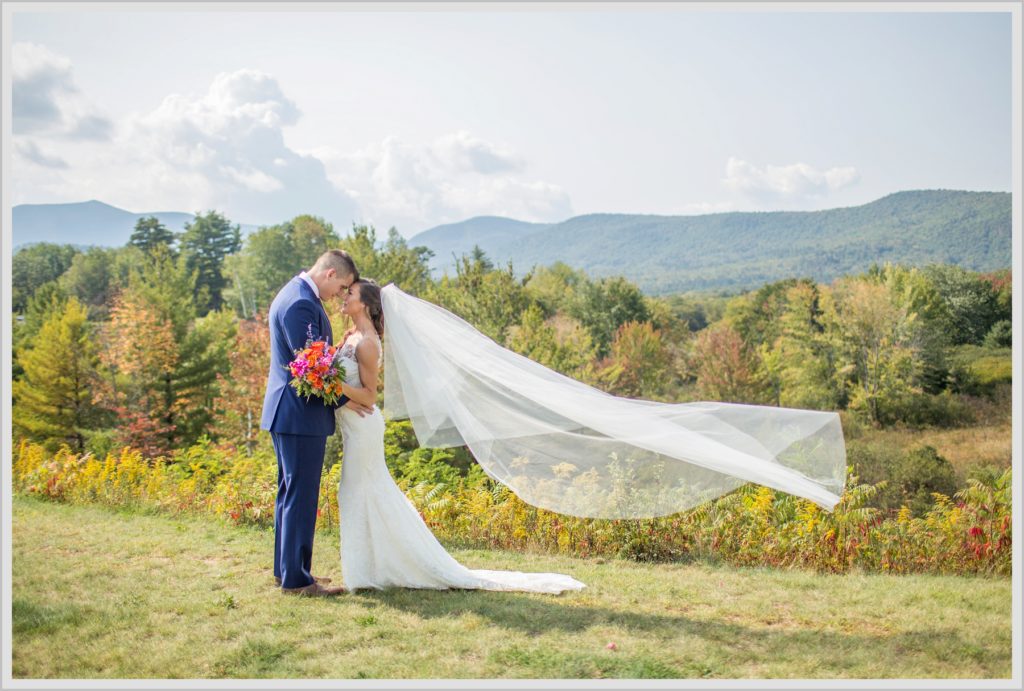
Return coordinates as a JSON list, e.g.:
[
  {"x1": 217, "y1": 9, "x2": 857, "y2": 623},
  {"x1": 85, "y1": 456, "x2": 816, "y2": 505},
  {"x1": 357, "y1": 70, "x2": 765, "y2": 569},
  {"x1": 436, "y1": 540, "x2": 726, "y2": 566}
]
[
  {"x1": 282, "y1": 299, "x2": 359, "y2": 410},
  {"x1": 282, "y1": 299, "x2": 350, "y2": 407},
  {"x1": 281, "y1": 299, "x2": 322, "y2": 352}
]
